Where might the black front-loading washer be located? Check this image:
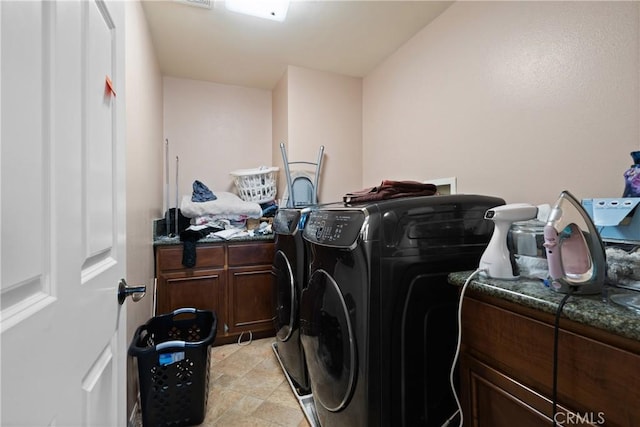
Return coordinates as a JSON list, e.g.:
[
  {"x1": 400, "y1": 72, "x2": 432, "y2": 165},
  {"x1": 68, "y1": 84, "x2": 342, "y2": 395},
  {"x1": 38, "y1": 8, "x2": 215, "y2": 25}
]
[
  {"x1": 299, "y1": 194, "x2": 505, "y2": 427},
  {"x1": 272, "y1": 207, "x2": 312, "y2": 395}
]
